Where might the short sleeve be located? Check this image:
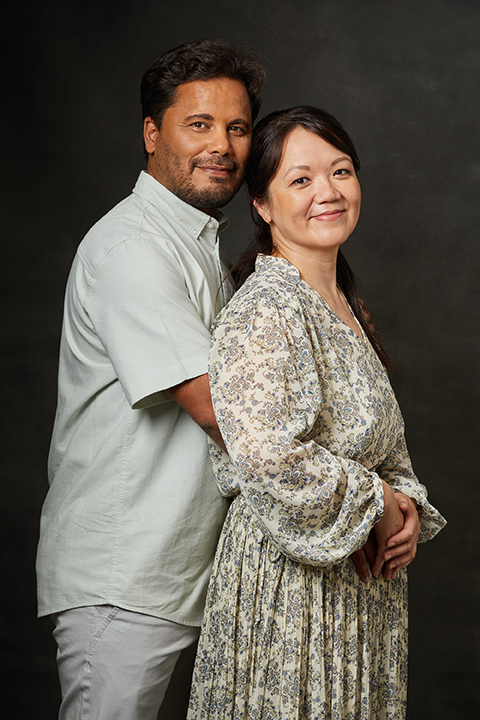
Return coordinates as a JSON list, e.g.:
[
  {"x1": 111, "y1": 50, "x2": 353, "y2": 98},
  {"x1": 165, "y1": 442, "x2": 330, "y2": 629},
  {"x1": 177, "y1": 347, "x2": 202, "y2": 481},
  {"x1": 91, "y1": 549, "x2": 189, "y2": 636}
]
[
  {"x1": 86, "y1": 239, "x2": 212, "y2": 408},
  {"x1": 209, "y1": 292, "x2": 385, "y2": 566}
]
